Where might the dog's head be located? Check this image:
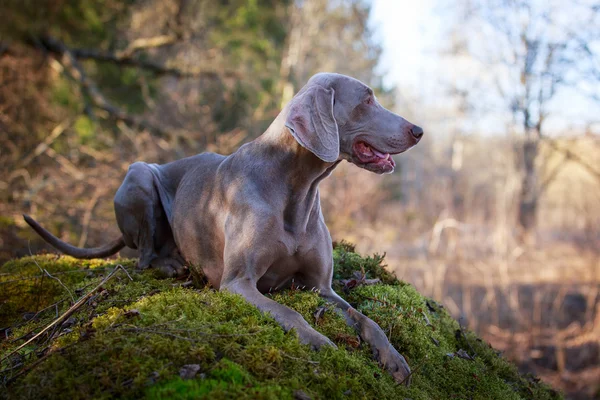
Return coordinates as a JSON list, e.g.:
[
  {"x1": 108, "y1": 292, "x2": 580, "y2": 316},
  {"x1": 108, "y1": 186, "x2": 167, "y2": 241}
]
[{"x1": 285, "y1": 73, "x2": 423, "y2": 174}]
